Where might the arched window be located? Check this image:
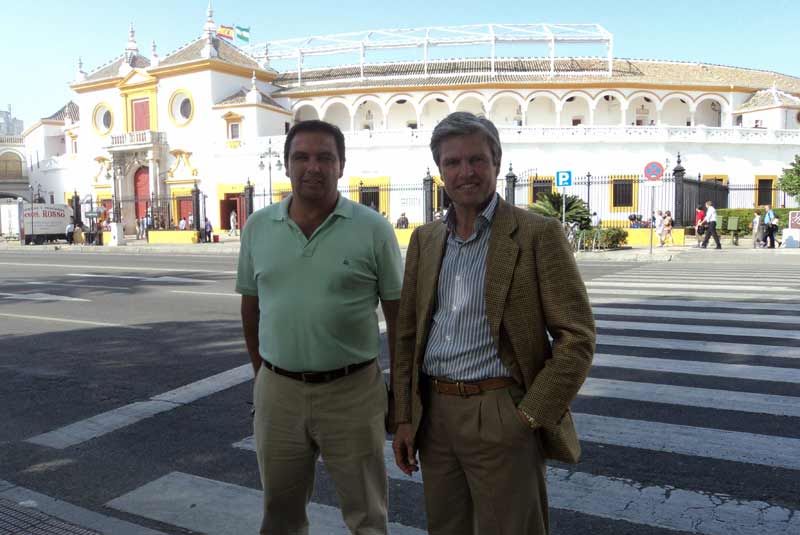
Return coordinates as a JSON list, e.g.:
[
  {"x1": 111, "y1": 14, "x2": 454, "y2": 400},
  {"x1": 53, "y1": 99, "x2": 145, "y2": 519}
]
[{"x1": 0, "y1": 152, "x2": 23, "y2": 180}]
